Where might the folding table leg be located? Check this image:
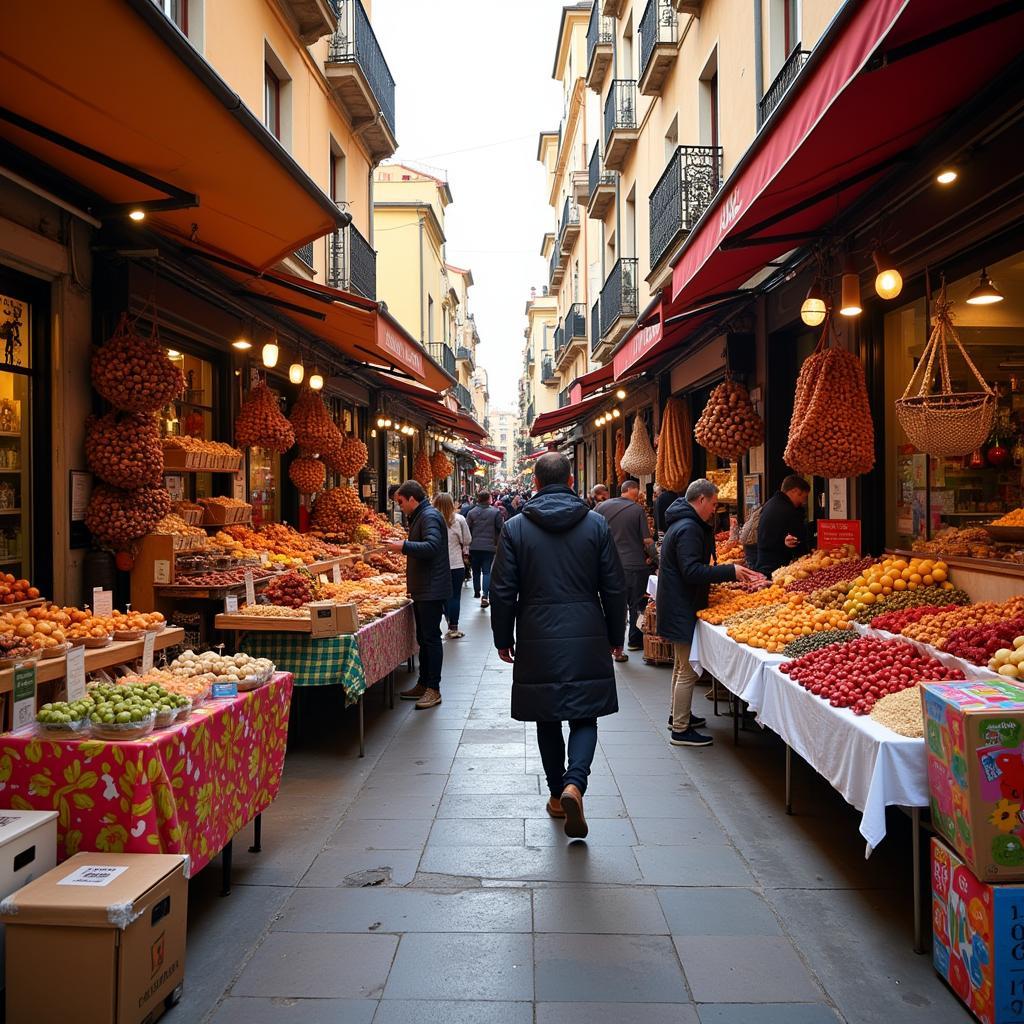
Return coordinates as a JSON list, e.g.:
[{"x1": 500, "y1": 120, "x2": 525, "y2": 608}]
[
  {"x1": 785, "y1": 745, "x2": 793, "y2": 815},
  {"x1": 388, "y1": 671, "x2": 395, "y2": 710},
  {"x1": 220, "y1": 839, "x2": 232, "y2": 897},
  {"x1": 733, "y1": 697, "x2": 740, "y2": 746},
  {"x1": 912, "y1": 806, "x2": 924, "y2": 953},
  {"x1": 713, "y1": 678, "x2": 720, "y2": 717},
  {"x1": 358, "y1": 694, "x2": 365, "y2": 758},
  {"x1": 248, "y1": 814, "x2": 262, "y2": 854}
]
